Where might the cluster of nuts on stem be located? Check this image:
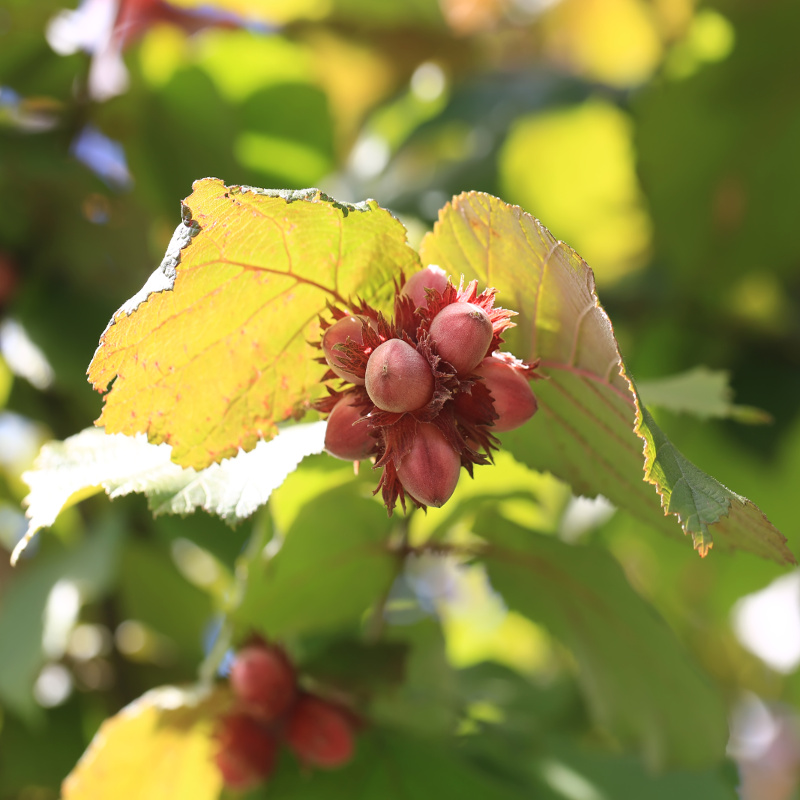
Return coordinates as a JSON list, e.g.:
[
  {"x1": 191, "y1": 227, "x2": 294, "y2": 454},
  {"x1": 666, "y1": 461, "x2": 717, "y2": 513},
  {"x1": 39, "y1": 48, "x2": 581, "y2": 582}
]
[
  {"x1": 214, "y1": 640, "x2": 357, "y2": 791},
  {"x1": 315, "y1": 266, "x2": 540, "y2": 512}
]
